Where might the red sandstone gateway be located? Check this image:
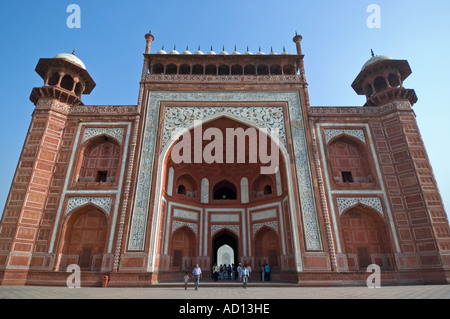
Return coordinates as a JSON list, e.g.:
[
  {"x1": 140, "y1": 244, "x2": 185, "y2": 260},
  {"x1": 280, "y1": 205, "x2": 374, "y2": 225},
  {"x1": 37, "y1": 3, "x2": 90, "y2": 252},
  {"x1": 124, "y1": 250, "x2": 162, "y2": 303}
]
[{"x1": 0, "y1": 32, "x2": 448, "y2": 287}]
